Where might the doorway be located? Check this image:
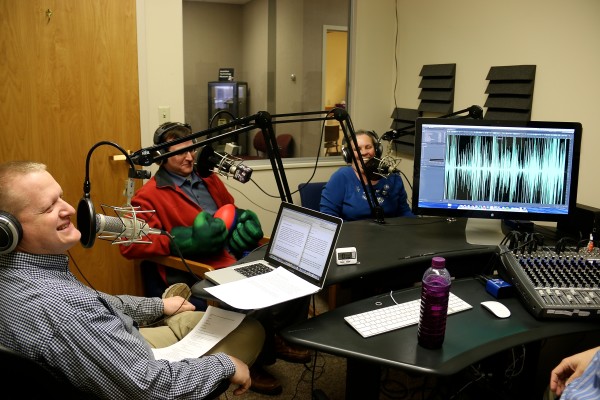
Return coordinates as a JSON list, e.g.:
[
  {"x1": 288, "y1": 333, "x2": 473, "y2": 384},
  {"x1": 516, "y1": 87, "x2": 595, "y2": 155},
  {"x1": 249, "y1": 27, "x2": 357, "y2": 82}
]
[
  {"x1": 322, "y1": 26, "x2": 348, "y2": 110},
  {"x1": 322, "y1": 25, "x2": 348, "y2": 156}
]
